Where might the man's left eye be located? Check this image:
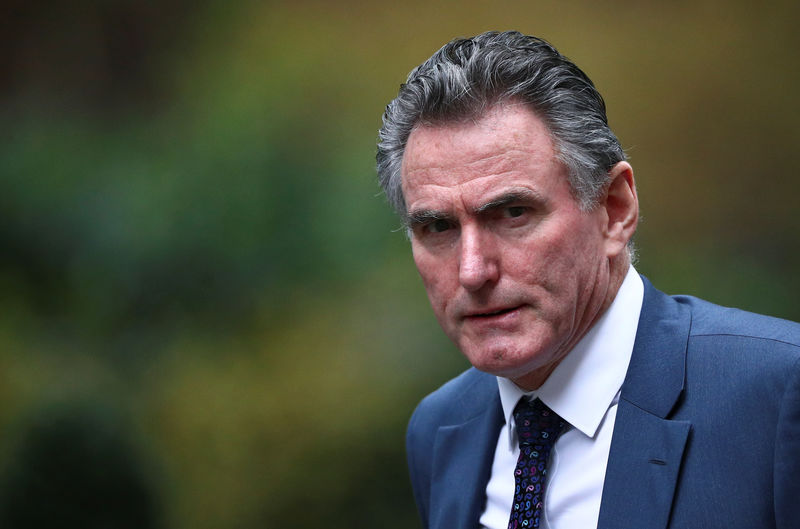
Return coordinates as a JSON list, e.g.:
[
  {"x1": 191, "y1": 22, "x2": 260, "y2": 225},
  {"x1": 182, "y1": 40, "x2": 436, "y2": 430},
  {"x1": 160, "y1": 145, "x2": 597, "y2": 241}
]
[{"x1": 505, "y1": 206, "x2": 526, "y2": 218}]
